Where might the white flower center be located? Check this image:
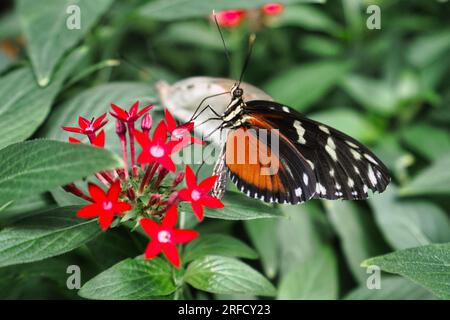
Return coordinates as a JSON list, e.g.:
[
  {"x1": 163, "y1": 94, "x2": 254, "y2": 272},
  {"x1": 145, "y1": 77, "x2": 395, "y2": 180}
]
[
  {"x1": 157, "y1": 230, "x2": 171, "y2": 243},
  {"x1": 191, "y1": 189, "x2": 202, "y2": 201},
  {"x1": 150, "y1": 145, "x2": 165, "y2": 158},
  {"x1": 102, "y1": 200, "x2": 113, "y2": 211}
]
